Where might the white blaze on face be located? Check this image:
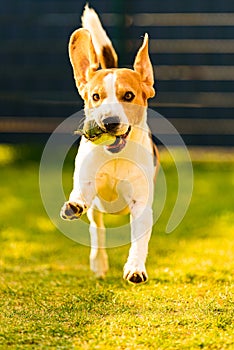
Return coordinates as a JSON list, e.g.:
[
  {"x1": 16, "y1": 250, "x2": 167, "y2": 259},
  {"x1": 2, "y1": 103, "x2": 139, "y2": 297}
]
[
  {"x1": 93, "y1": 72, "x2": 128, "y2": 131},
  {"x1": 103, "y1": 73, "x2": 118, "y2": 104}
]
